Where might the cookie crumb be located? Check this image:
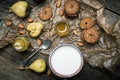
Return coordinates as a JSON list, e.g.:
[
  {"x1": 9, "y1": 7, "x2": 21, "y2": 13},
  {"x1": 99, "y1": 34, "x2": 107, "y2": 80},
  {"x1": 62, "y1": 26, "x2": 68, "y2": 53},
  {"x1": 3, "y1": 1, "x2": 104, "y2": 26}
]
[
  {"x1": 59, "y1": 9, "x2": 64, "y2": 16},
  {"x1": 5, "y1": 20, "x2": 13, "y2": 26},
  {"x1": 56, "y1": 0, "x2": 61, "y2": 8},
  {"x1": 18, "y1": 23, "x2": 24, "y2": 29},
  {"x1": 27, "y1": 18, "x2": 34, "y2": 23},
  {"x1": 73, "y1": 29, "x2": 78, "y2": 35},
  {"x1": 19, "y1": 29, "x2": 26, "y2": 35},
  {"x1": 47, "y1": 69, "x2": 52, "y2": 76},
  {"x1": 36, "y1": 39, "x2": 42, "y2": 46},
  {"x1": 77, "y1": 42, "x2": 84, "y2": 47}
]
